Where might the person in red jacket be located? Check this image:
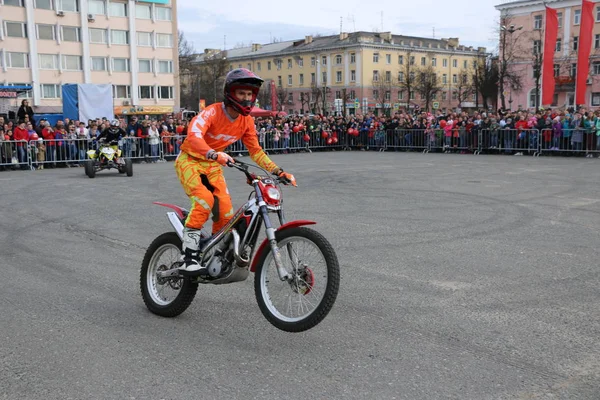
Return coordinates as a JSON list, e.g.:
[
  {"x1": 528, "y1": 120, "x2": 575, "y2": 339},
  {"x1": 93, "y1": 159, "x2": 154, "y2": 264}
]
[
  {"x1": 12, "y1": 120, "x2": 29, "y2": 167},
  {"x1": 41, "y1": 121, "x2": 56, "y2": 167}
]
